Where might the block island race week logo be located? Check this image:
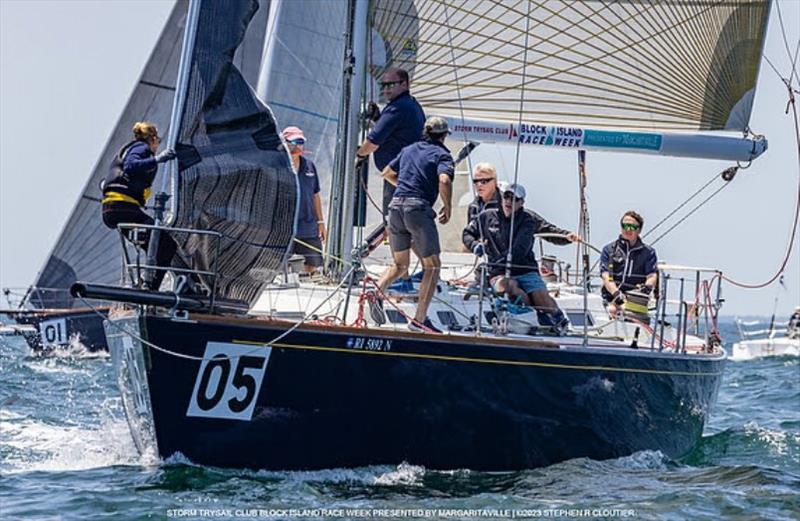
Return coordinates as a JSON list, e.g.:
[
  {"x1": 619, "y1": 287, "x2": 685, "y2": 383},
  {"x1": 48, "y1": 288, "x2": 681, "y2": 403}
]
[
  {"x1": 449, "y1": 120, "x2": 662, "y2": 152},
  {"x1": 450, "y1": 121, "x2": 584, "y2": 148}
]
